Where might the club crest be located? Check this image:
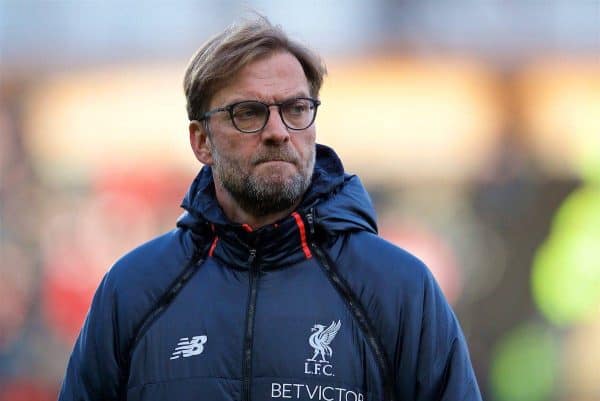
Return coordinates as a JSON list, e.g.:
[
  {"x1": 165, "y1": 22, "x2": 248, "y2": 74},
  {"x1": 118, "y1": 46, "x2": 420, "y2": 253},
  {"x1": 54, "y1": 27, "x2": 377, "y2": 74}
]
[{"x1": 304, "y1": 320, "x2": 341, "y2": 376}]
